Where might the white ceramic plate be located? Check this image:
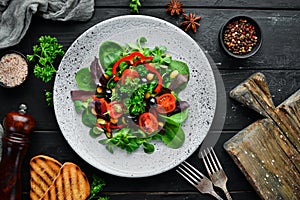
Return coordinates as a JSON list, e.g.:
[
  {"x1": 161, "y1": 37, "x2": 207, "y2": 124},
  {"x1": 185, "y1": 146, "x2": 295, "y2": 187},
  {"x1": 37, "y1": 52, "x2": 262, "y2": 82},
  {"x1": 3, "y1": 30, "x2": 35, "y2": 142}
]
[{"x1": 53, "y1": 15, "x2": 216, "y2": 177}]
